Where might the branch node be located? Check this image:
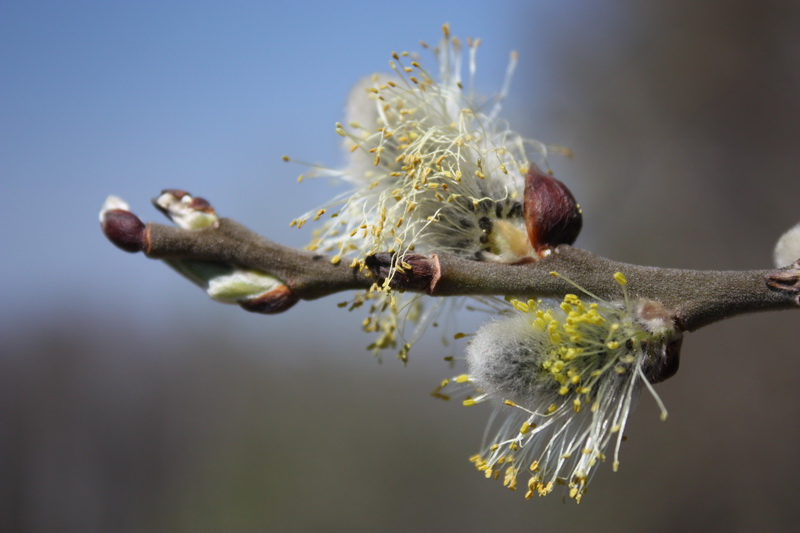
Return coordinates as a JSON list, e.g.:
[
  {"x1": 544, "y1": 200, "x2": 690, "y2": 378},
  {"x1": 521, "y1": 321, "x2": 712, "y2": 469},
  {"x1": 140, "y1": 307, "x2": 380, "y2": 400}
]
[
  {"x1": 365, "y1": 253, "x2": 436, "y2": 292},
  {"x1": 766, "y1": 262, "x2": 800, "y2": 294}
]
